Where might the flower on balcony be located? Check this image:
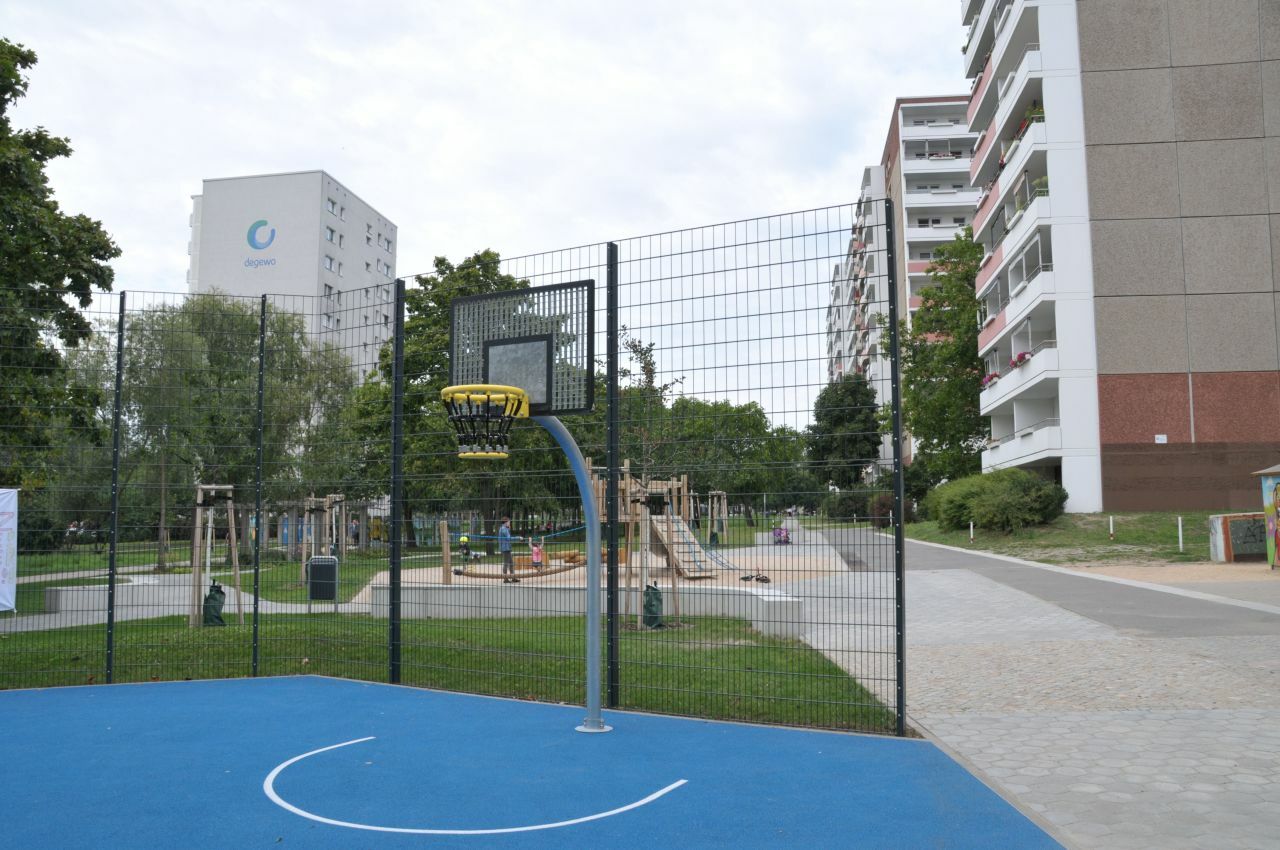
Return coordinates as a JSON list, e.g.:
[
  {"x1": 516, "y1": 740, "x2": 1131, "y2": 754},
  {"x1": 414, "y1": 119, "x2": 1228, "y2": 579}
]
[
  {"x1": 1009, "y1": 351, "x2": 1031, "y2": 368},
  {"x1": 980, "y1": 372, "x2": 1001, "y2": 389}
]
